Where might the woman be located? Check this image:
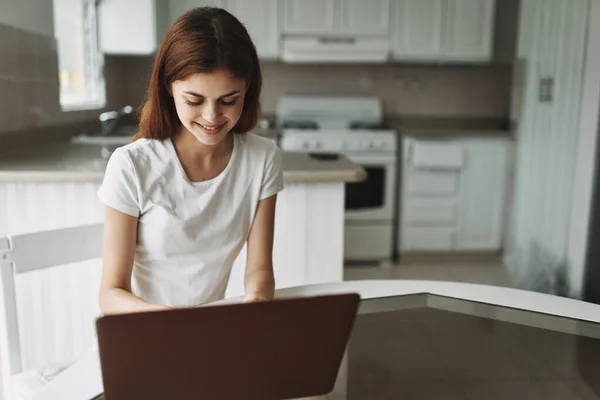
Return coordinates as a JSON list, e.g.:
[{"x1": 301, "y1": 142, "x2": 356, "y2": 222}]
[{"x1": 97, "y1": 7, "x2": 283, "y2": 314}]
